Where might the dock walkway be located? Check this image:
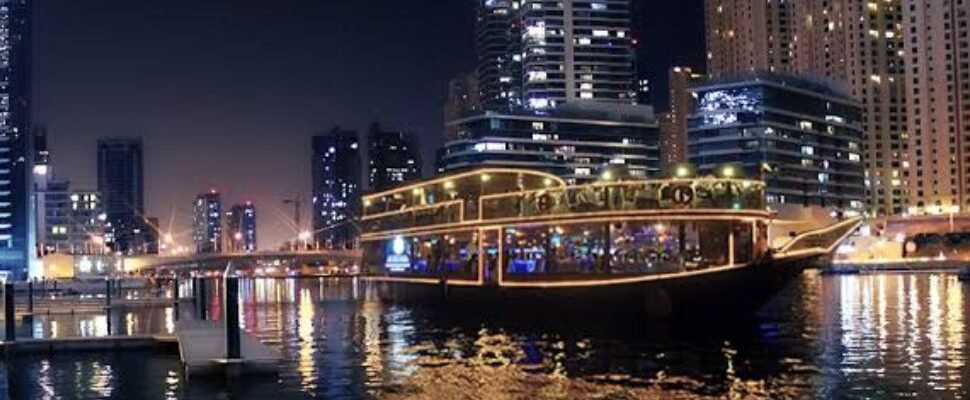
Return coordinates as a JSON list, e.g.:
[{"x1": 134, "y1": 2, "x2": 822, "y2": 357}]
[{"x1": 175, "y1": 309, "x2": 281, "y2": 376}]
